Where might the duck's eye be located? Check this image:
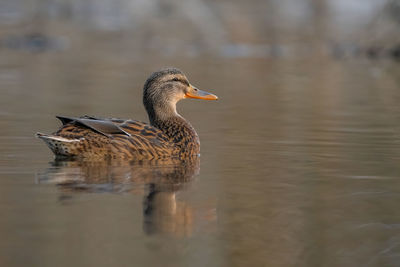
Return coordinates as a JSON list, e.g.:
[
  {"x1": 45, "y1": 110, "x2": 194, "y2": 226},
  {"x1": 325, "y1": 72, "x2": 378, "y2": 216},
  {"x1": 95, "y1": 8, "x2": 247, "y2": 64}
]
[{"x1": 169, "y1": 77, "x2": 190, "y2": 86}]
